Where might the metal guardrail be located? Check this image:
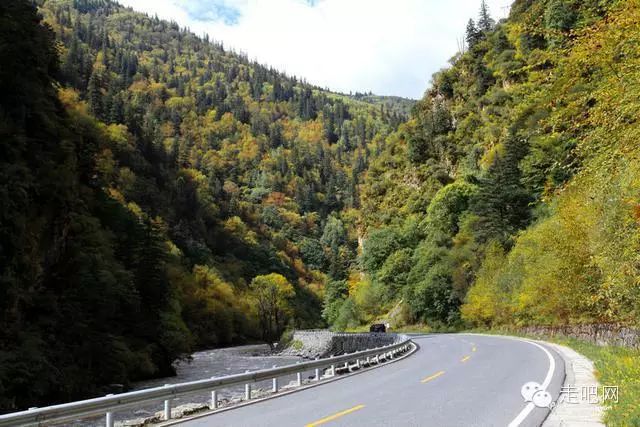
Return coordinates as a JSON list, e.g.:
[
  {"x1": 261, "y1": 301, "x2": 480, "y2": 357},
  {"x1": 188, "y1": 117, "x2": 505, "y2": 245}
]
[{"x1": 0, "y1": 336, "x2": 414, "y2": 427}]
